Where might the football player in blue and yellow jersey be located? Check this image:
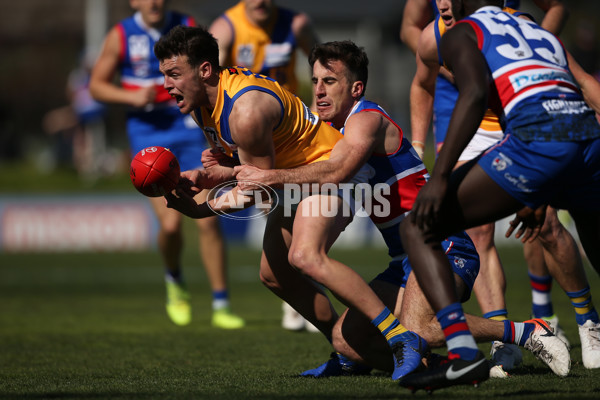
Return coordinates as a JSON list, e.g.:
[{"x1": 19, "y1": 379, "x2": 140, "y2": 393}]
[
  {"x1": 209, "y1": 0, "x2": 319, "y2": 95},
  {"x1": 209, "y1": 1, "x2": 320, "y2": 331}
]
